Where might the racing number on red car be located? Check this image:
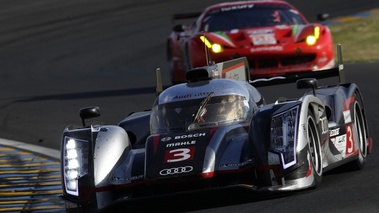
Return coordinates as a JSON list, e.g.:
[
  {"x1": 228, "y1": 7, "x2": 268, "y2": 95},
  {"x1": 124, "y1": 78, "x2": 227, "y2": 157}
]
[
  {"x1": 250, "y1": 33, "x2": 276, "y2": 45},
  {"x1": 346, "y1": 124, "x2": 354, "y2": 154},
  {"x1": 164, "y1": 147, "x2": 195, "y2": 163}
]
